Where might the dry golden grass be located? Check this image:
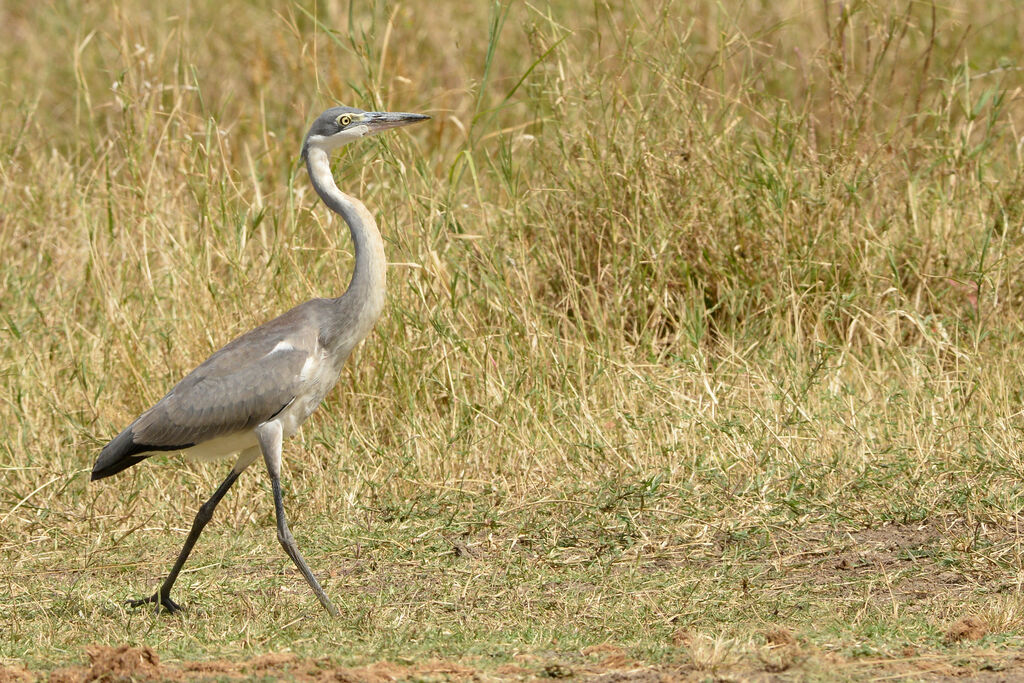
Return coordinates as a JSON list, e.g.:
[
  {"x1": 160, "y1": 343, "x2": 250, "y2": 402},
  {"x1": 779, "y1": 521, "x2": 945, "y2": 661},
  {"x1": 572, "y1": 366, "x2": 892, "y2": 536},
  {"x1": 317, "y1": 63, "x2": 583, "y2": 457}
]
[{"x1": 3, "y1": 0, "x2": 1024, "y2": 678}]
